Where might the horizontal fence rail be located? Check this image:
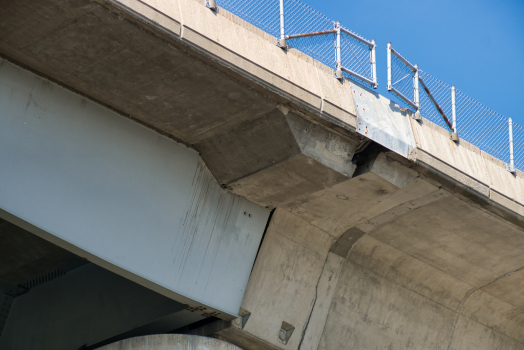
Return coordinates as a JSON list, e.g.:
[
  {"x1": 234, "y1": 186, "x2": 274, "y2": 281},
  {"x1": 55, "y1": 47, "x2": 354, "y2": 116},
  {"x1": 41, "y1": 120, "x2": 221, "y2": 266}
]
[
  {"x1": 208, "y1": 0, "x2": 522, "y2": 173},
  {"x1": 214, "y1": 0, "x2": 377, "y2": 88}
]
